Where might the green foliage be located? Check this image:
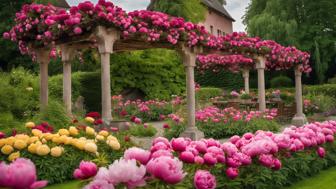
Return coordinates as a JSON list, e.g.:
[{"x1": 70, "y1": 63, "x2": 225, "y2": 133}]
[
  {"x1": 198, "y1": 118, "x2": 280, "y2": 139},
  {"x1": 244, "y1": 0, "x2": 336, "y2": 83},
  {"x1": 32, "y1": 100, "x2": 71, "y2": 130},
  {"x1": 304, "y1": 94, "x2": 336, "y2": 113},
  {"x1": 163, "y1": 121, "x2": 186, "y2": 140},
  {"x1": 328, "y1": 76, "x2": 336, "y2": 84},
  {"x1": 49, "y1": 74, "x2": 82, "y2": 101},
  {"x1": 196, "y1": 87, "x2": 223, "y2": 101},
  {"x1": 129, "y1": 124, "x2": 157, "y2": 137},
  {"x1": 270, "y1": 75, "x2": 293, "y2": 88},
  {"x1": 148, "y1": 0, "x2": 207, "y2": 22},
  {"x1": 304, "y1": 84, "x2": 336, "y2": 99},
  {"x1": 196, "y1": 69, "x2": 244, "y2": 90}
]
